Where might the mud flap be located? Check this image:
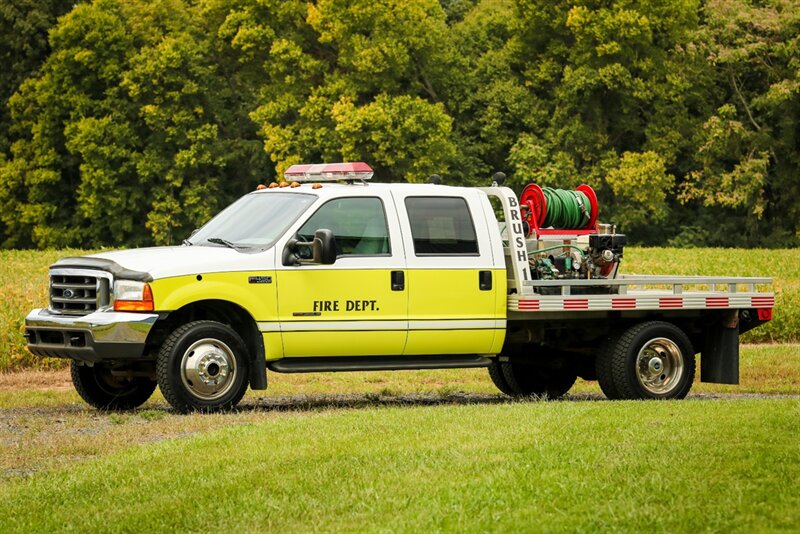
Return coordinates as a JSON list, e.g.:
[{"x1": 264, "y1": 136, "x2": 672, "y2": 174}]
[{"x1": 701, "y1": 311, "x2": 739, "y2": 384}]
